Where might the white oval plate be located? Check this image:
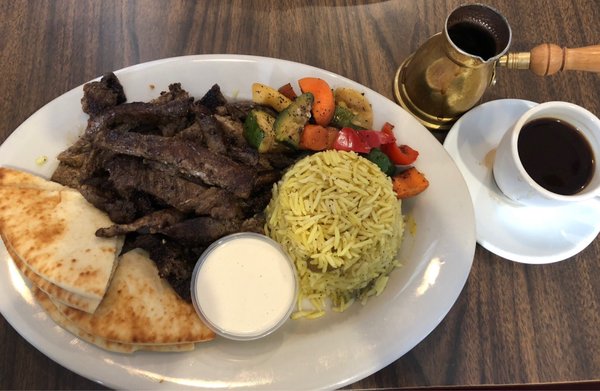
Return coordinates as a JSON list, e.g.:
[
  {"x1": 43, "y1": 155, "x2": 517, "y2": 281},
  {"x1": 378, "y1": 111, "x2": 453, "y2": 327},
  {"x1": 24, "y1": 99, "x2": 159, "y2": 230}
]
[{"x1": 0, "y1": 55, "x2": 475, "y2": 390}]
